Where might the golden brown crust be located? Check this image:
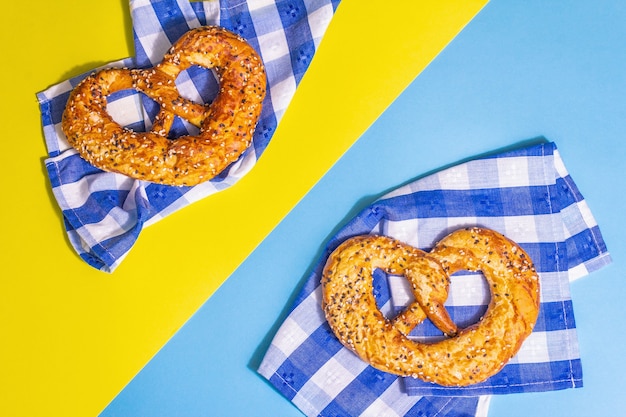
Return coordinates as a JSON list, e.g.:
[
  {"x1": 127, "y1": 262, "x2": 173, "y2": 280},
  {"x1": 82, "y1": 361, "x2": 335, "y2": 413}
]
[
  {"x1": 321, "y1": 227, "x2": 540, "y2": 386},
  {"x1": 62, "y1": 26, "x2": 266, "y2": 186}
]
